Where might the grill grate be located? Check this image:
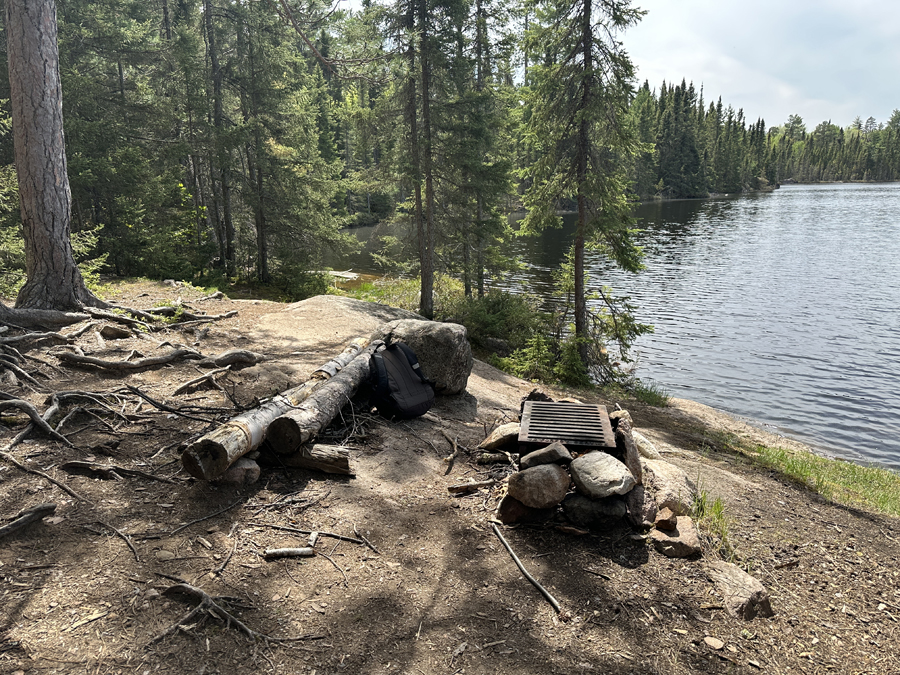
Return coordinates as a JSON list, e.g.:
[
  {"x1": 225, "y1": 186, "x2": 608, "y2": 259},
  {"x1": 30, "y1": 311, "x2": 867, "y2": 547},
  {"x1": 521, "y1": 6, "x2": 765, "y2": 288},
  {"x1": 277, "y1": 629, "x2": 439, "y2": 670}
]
[{"x1": 519, "y1": 401, "x2": 616, "y2": 451}]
